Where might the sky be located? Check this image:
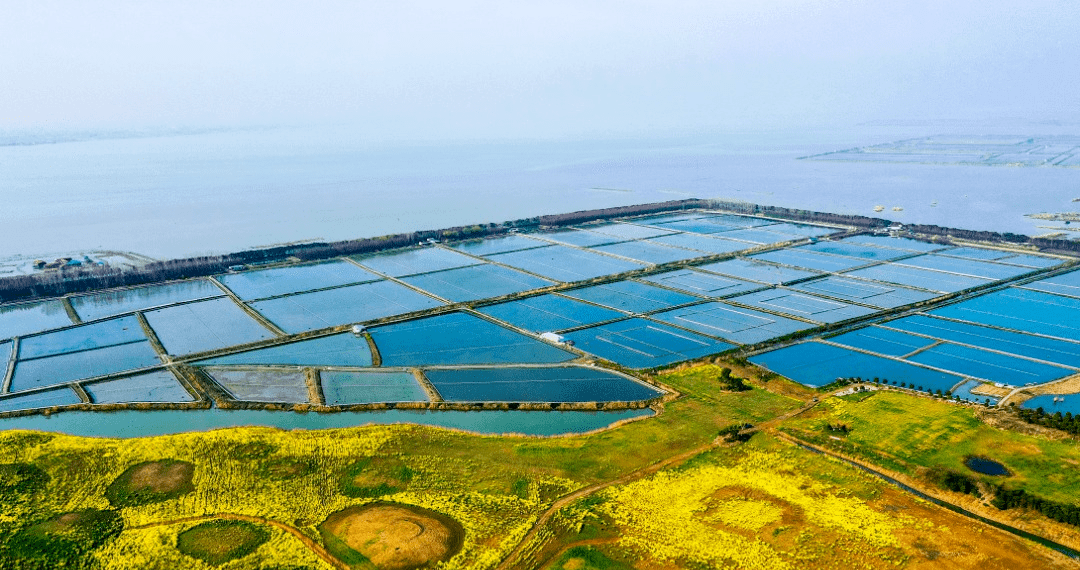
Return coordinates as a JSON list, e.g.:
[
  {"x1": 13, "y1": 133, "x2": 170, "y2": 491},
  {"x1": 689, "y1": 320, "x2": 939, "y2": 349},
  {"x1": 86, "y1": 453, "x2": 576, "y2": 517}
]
[{"x1": 3, "y1": 0, "x2": 1079, "y2": 140}]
